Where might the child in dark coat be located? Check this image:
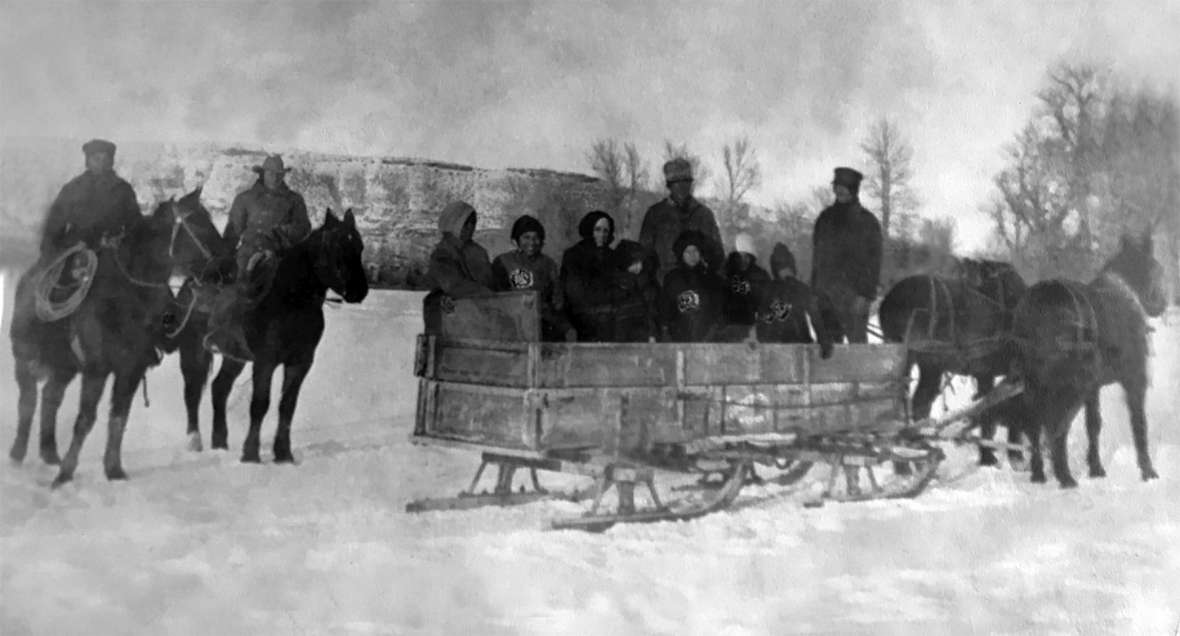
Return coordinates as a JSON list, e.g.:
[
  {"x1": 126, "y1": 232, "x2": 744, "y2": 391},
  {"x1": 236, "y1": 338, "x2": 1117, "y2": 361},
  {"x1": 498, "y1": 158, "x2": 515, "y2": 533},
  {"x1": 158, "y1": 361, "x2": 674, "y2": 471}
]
[
  {"x1": 754, "y1": 242, "x2": 833, "y2": 358},
  {"x1": 661, "y1": 230, "x2": 725, "y2": 342},
  {"x1": 717, "y1": 232, "x2": 772, "y2": 341},
  {"x1": 611, "y1": 239, "x2": 660, "y2": 342},
  {"x1": 491, "y1": 214, "x2": 570, "y2": 341}
]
